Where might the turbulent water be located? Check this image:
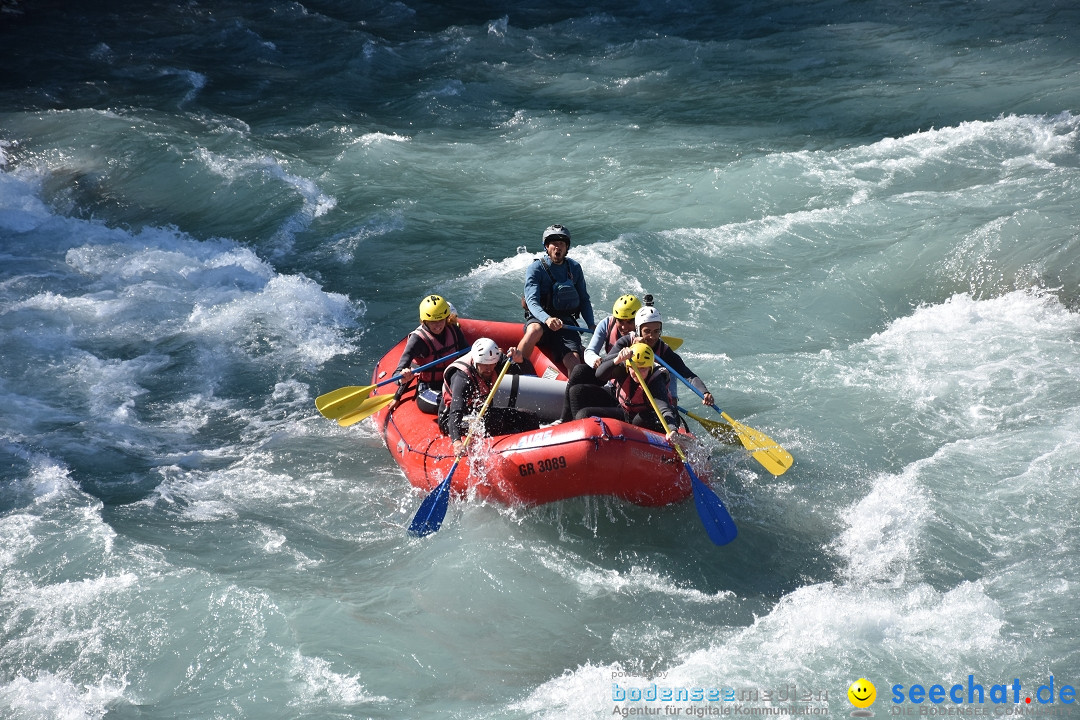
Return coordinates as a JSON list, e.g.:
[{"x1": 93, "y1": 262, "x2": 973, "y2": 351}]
[{"x1": 2, "y1": 1, "x2": 1079, "y2": 718}]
